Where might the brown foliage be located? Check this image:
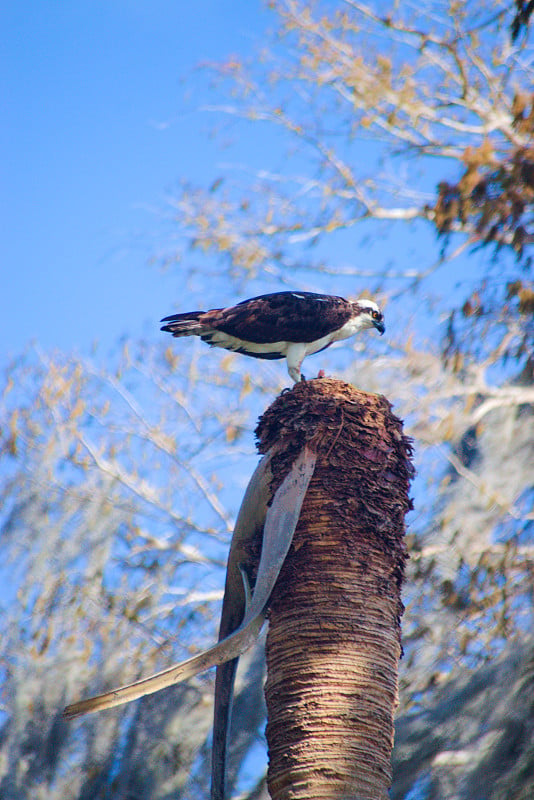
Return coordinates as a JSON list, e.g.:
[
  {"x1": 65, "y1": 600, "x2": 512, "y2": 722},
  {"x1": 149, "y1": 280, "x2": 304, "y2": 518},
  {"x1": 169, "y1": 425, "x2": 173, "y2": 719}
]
[{"x1": 434, "y1": 139, "x2": 534, "y2": 257}]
